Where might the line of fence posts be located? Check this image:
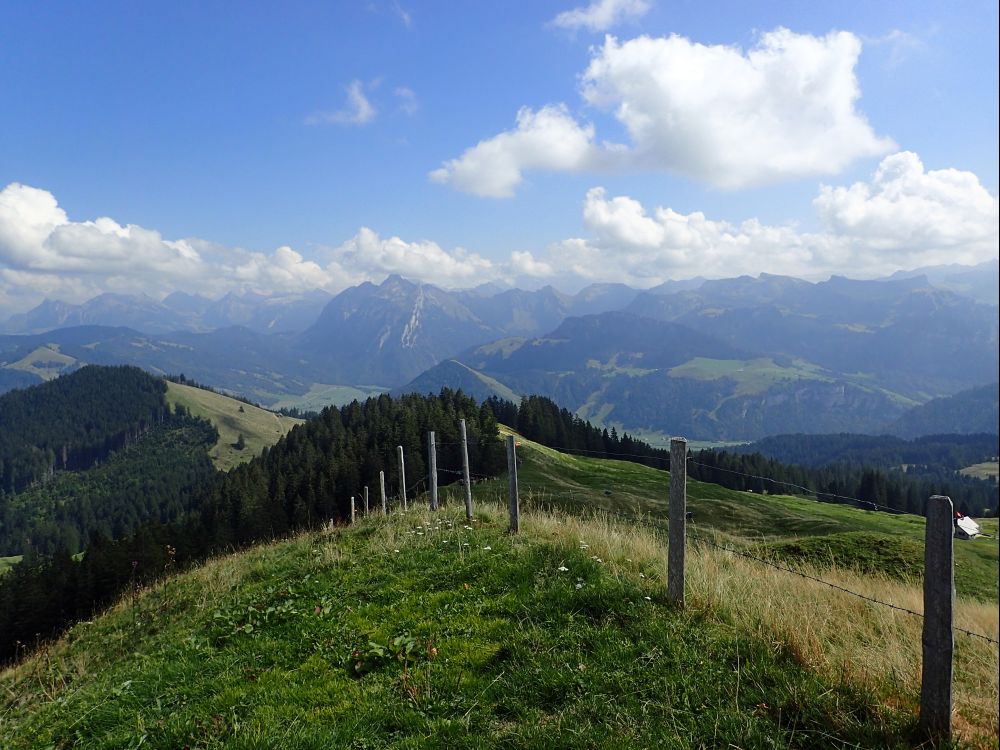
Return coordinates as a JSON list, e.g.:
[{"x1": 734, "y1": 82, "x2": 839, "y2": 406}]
[
  {"x1": 657, "y1": 437, "x2": 958, "y2": 743},
  {"x1": 346, "y1": 426, "x2": 965, "y2": 743},
  {"x1": 349, "y1": 422, "x2": 477, "y2": 522}
]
